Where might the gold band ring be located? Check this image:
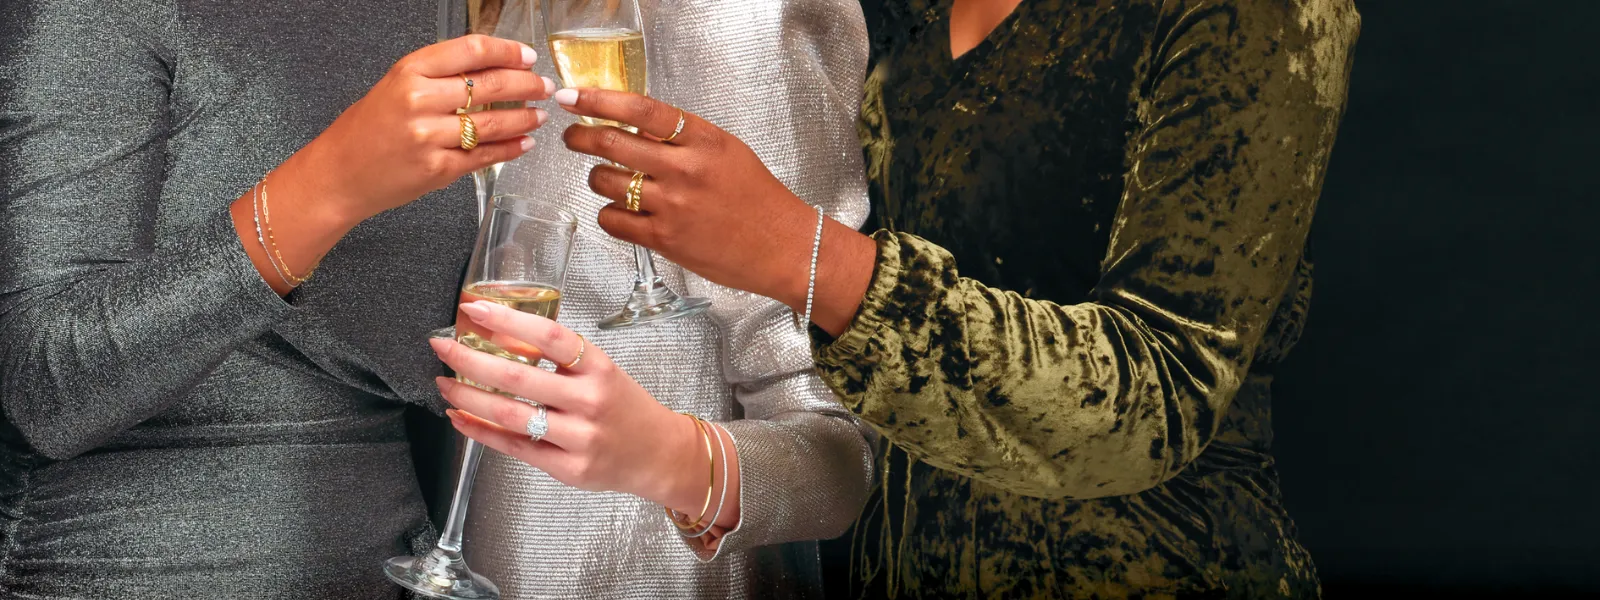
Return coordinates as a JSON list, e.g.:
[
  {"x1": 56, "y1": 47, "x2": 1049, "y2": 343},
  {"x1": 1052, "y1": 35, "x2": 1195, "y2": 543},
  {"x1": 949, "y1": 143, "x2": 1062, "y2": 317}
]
[
  {"x1": 662, "y1": 109, "x2": 686, "y2": 143},
  {"x1": 625, "y1": 171, "x2": 647, "y2": 212},
  {"x1": 559, "y1": 334, "x2": 586, "y2": 370},
  {"x1": 458, "y1": 113, "x2": 479, "y2": 150},
  {"x1": 456, "y1": 74, "x2": 475, "y2": 114}
]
